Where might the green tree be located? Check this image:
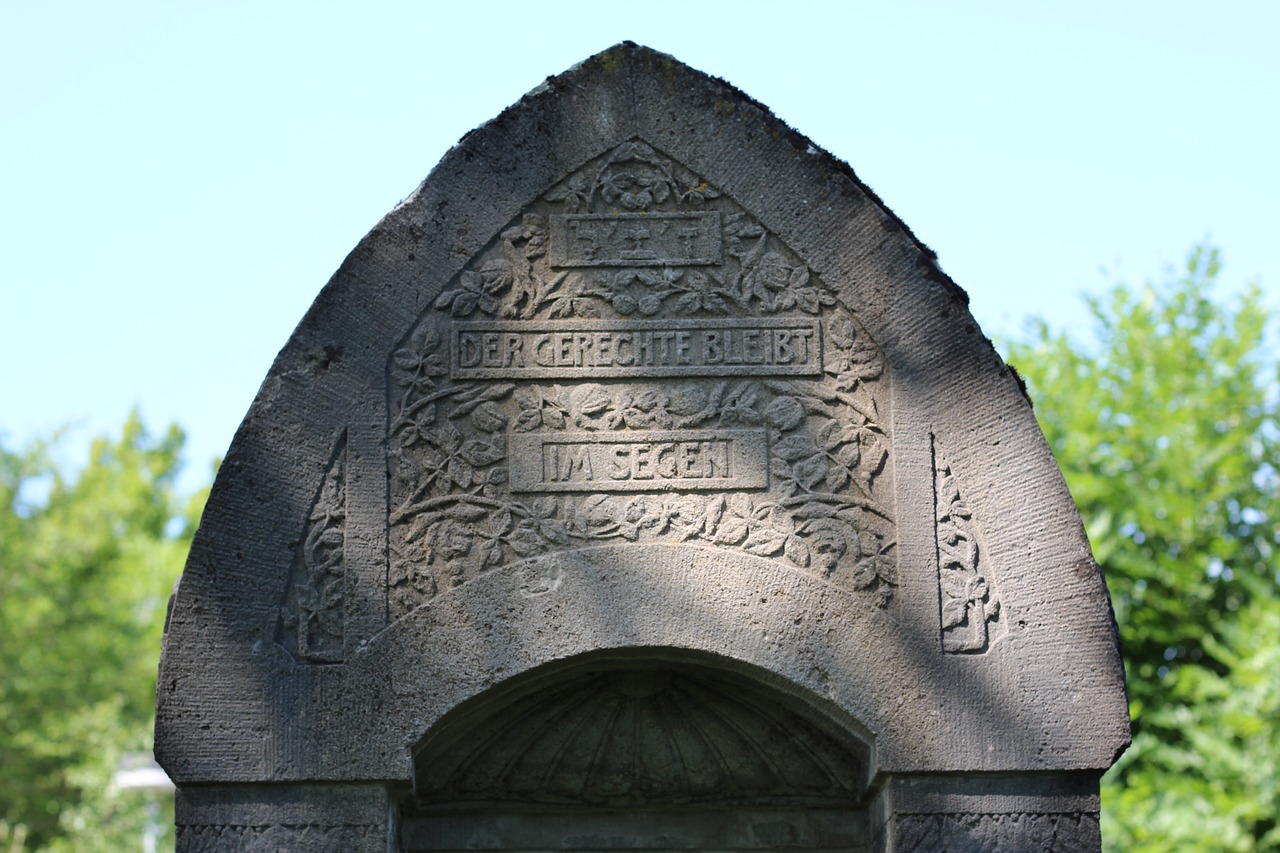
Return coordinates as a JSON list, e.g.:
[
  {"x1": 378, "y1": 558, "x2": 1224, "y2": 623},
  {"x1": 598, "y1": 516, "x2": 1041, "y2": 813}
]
[
  {"x1": 0, "y1": 413, "x2": 207, "y2": 852},
  {"x1": 1005, "y1": 246, "x2": 1280, "y2": 850}
]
